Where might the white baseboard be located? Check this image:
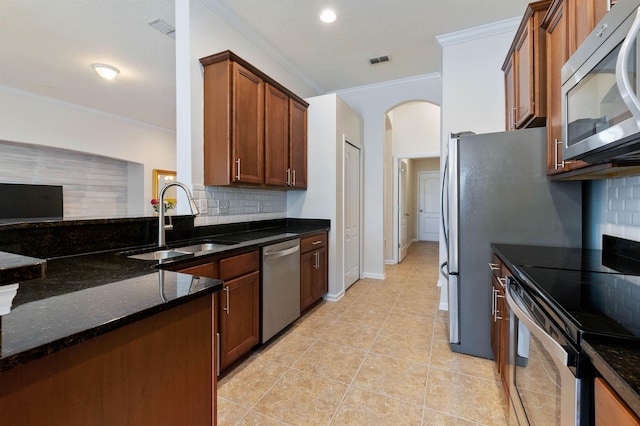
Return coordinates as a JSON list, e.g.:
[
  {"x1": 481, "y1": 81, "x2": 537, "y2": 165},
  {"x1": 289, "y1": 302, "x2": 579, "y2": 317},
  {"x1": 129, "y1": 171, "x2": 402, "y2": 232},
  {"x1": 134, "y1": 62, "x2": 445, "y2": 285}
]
[
  {"x1": 324, "y1": 290, "x2": 345, "y2": 302},
  {"x1": 362, "y1": 272, "x2": 386, "y2": 280},
  {"x1": 384, "y1": 259, "x2": 396, "y2": 265}
]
